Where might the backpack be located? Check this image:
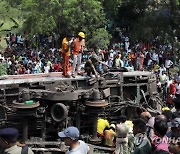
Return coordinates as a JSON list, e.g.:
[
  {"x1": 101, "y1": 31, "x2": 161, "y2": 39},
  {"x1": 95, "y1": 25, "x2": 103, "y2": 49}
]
[{"x1": 21, "y1": 145, "x2": 28, "y2": 154}]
